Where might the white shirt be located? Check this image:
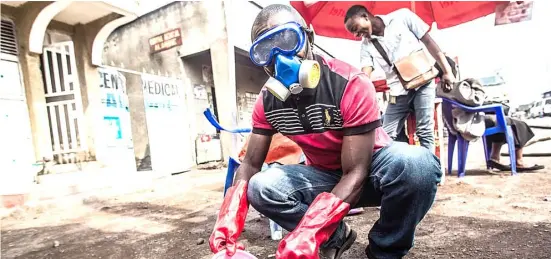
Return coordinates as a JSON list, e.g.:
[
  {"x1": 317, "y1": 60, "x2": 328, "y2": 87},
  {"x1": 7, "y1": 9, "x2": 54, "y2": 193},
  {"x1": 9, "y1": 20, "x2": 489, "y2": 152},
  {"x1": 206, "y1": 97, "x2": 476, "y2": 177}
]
[{"x1": 360, "y1": 8, "x2": 431, "y2": 96}]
